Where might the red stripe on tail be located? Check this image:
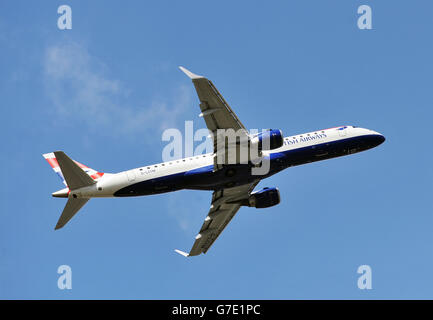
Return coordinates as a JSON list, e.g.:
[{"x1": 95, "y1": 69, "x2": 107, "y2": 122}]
[{"x1": 46, "y1": 158, "x2": 59, "y2": 168}]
